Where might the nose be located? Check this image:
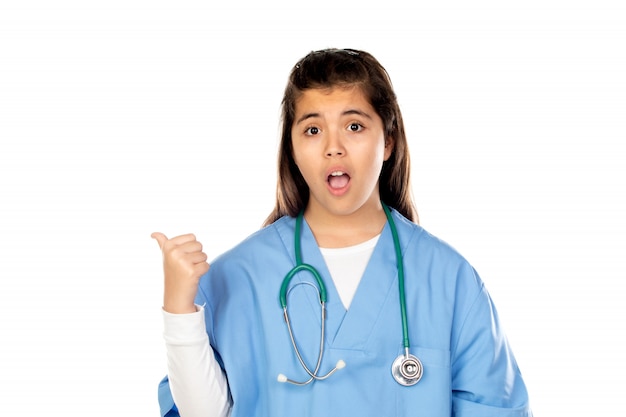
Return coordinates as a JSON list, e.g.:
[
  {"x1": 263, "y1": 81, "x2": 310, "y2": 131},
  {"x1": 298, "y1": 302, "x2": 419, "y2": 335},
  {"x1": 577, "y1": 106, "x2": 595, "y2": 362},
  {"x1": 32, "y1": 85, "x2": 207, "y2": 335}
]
[{"x1": 325, "y1": 129, "x2": 345, "y2": 157}]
